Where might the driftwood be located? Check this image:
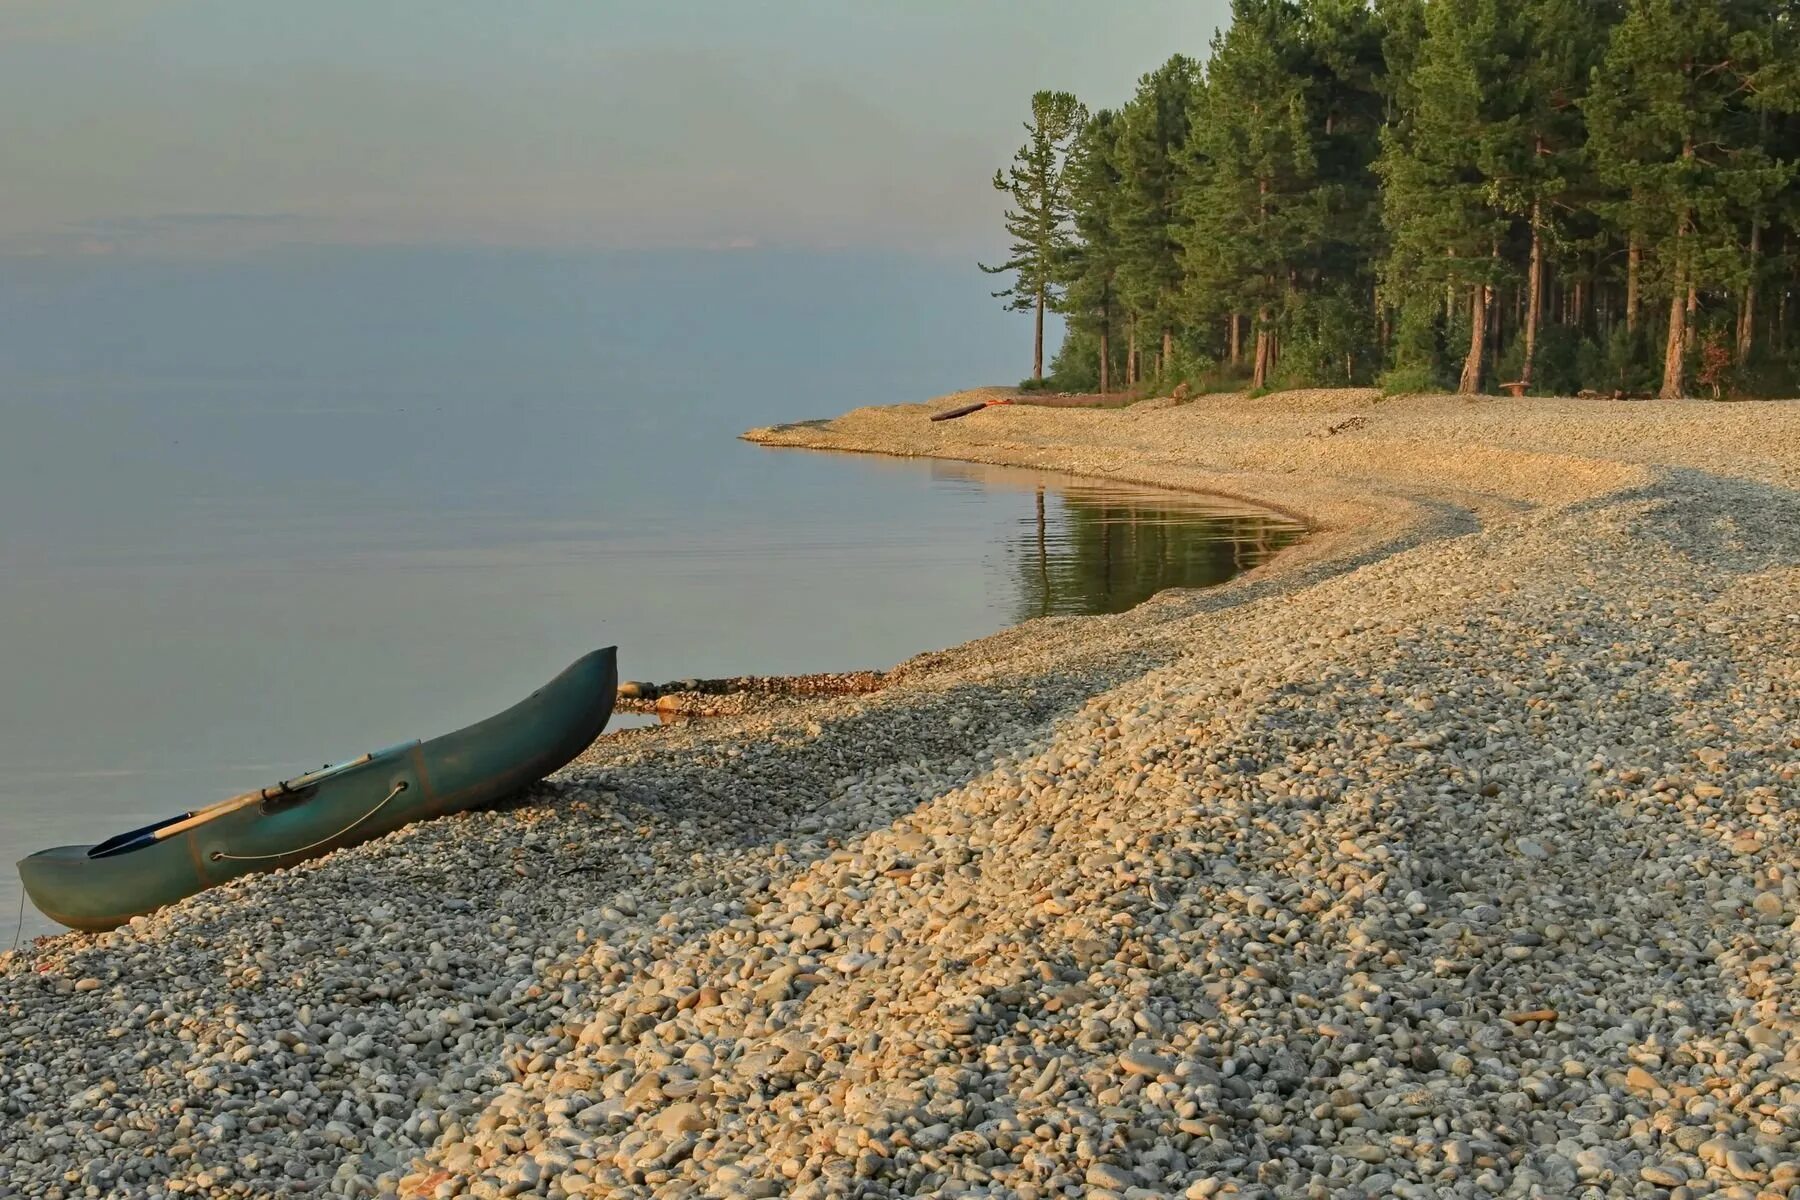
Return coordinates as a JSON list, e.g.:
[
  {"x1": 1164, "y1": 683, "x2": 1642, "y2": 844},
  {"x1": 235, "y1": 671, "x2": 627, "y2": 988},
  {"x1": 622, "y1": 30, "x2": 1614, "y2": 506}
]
[
  {"x1": 930, "y1": 398, "x2": 1014, "y2": 423},
  {"x1": 930, "y1": 401, "x2": 988, "y2": 422},
  {"x1": 616, "y1": 671, "x2": 886, "y2": 706}
]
